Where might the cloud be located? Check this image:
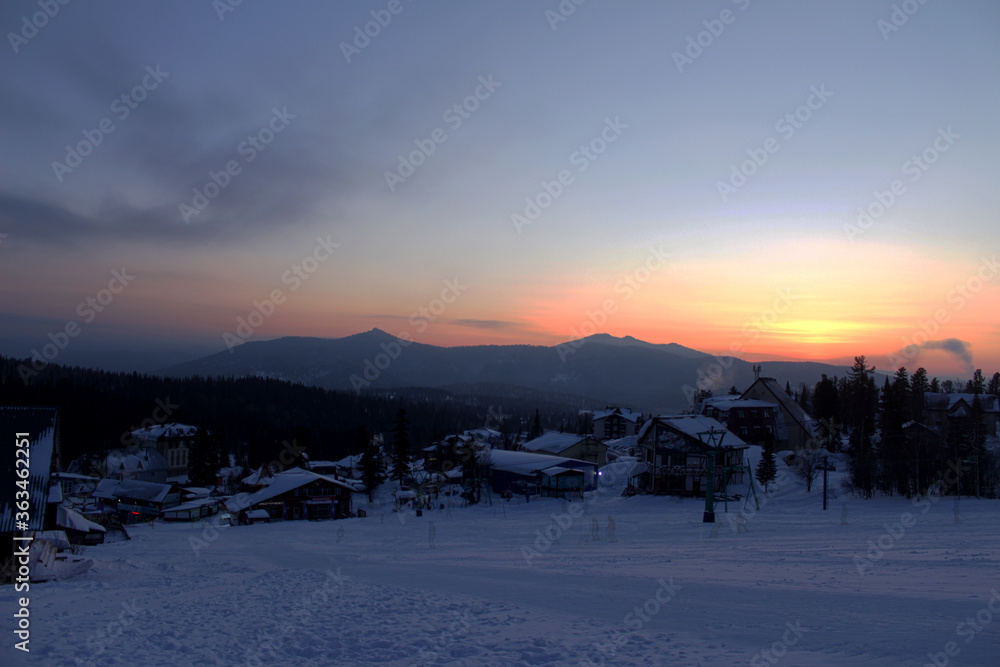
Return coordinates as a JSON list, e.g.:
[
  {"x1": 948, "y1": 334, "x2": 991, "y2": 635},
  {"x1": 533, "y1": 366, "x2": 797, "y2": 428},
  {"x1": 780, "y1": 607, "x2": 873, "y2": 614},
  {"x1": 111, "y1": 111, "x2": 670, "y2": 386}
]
[{"x1": 902, "y1": 338, "x2": 974, "y2": 373}]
